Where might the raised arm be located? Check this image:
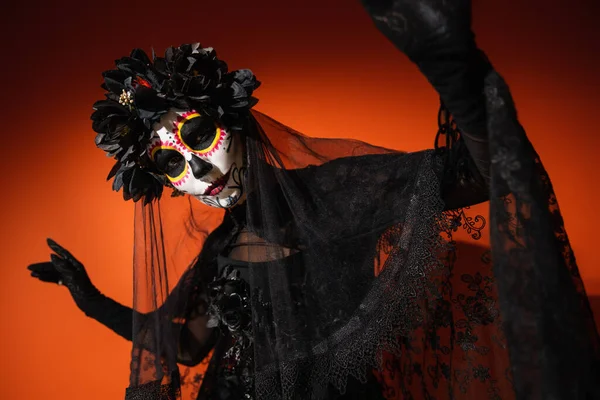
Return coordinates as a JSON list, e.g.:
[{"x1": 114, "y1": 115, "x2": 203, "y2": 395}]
[{"x1": 360, "y1": 0, "x2": 493, "y2": 191}]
